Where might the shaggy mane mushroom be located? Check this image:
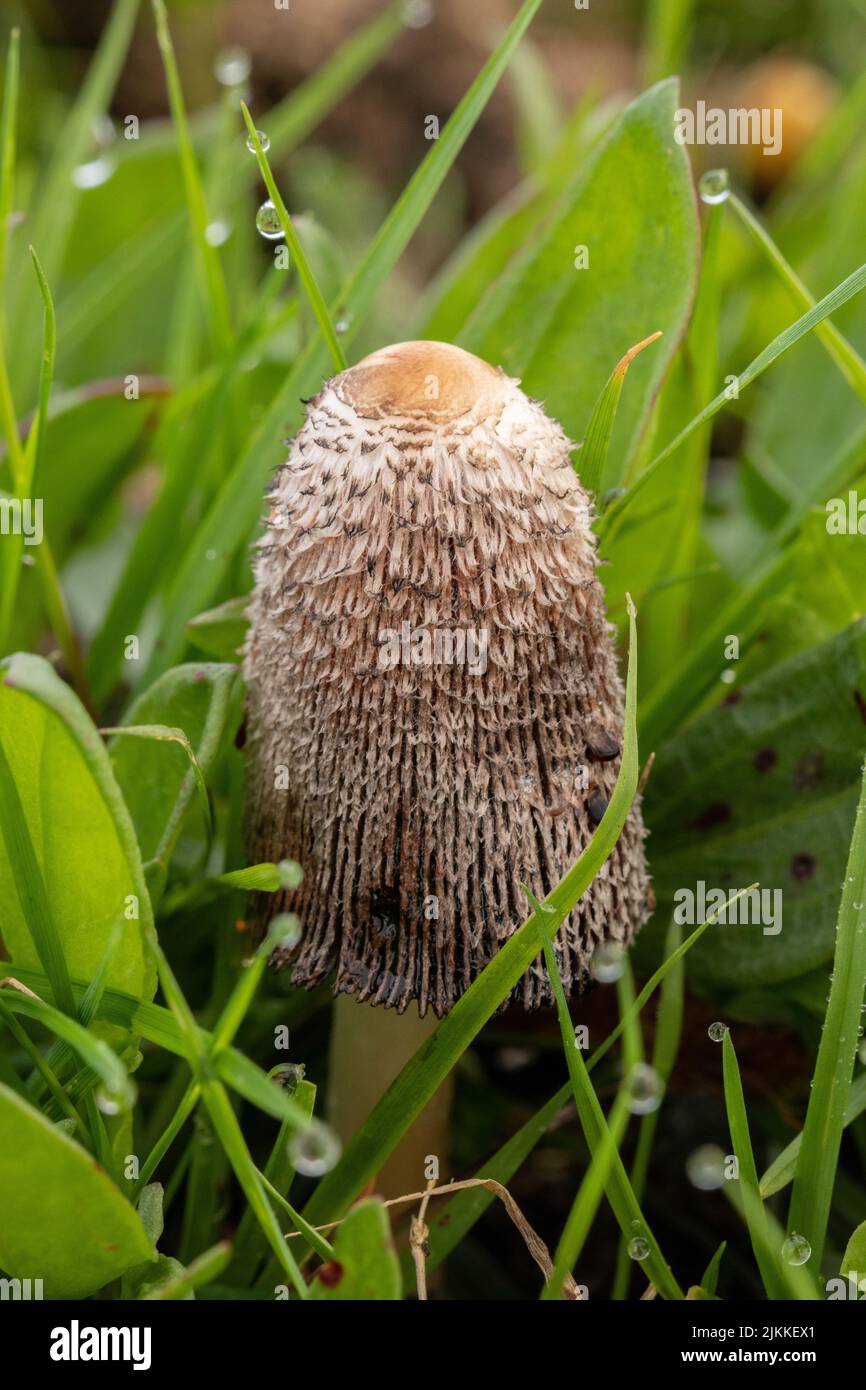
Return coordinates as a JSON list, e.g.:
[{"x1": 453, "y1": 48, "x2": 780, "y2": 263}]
[{"x1": 244, "y1": 339, "x2": 652, "y2": 1190}]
